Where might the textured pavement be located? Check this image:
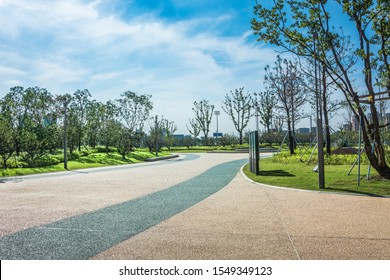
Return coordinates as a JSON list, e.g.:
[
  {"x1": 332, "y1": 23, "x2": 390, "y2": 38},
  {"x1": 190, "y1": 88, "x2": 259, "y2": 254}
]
[{"x1": 1, "y1": 153, "x2": 390, "y2": 260}]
